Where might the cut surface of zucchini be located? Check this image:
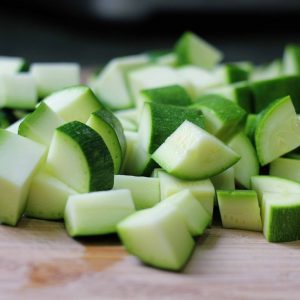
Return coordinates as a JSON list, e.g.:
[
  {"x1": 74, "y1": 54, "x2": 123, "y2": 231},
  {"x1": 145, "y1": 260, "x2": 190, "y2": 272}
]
[
  {"x1": 65, "y1": 189, "x2": 135, "y2": 237},
  {"x1": 44, "y1": 85, "x2": 102, "y2": 123},
  {"x1": 192, "y1": 94, "x2": 246, "y2": 142},
  {"x1": 18, "y1": 102, "x2": 64, "y2": 146},
  {"x1": 91, "y1": 55, "x2": 149, "y2": 110},
  {"x1": 152, "y1": 120, "x2": 240, "y2": 180},
  {"x1": 229, "y1": 132, "x2": 259, "y2": 188},
  {"x1": 139, "y1": 102, "x2": 204, "y2": 154},
  {"x1": 175, "y1": 32, "x2": 223, "y2": 69},
  {"x1": 117, "y1": 205, "x2": 195, "y2": 271},
  {"x1": 26, "y1": 170, "x2": 77, "y2": 220},
  {"x1": 0, "y1": 130, "x2": 46, "y2": 225},
  {"x1": 158, "y1": 189, "x2": 211, "y2": 236},
  {"x1": 251, "y1": 175, "x2": 300, "y2": 205},
  {"x1": 30, "y1": 63, "x2": 80, "y2": 98},
  {"x1": 157, "y1": 169, "x2": 215, "y2": 216},
  {"x1": 217, "y1": 190, "x2": 262, "y2": 232},
  {"x1": 113, "y1": 175, "x2": 160, "y2": 210},
  {"x1": 0, "y1": 73, "x2": 37, "y2": 109},
  {"x1": 255, "y1": 96, "x2": 300, "y2": 166}
]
